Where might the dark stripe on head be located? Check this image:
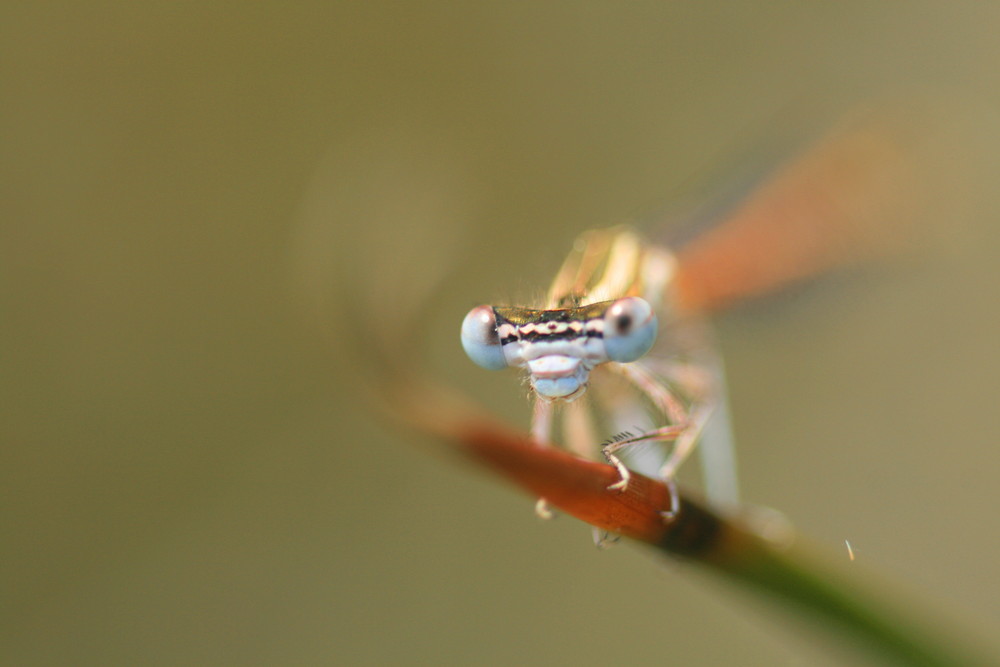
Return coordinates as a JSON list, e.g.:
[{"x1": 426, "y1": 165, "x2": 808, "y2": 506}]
[{"x1": 493, "y1": 303, "x2": 611, "y2": 346}]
